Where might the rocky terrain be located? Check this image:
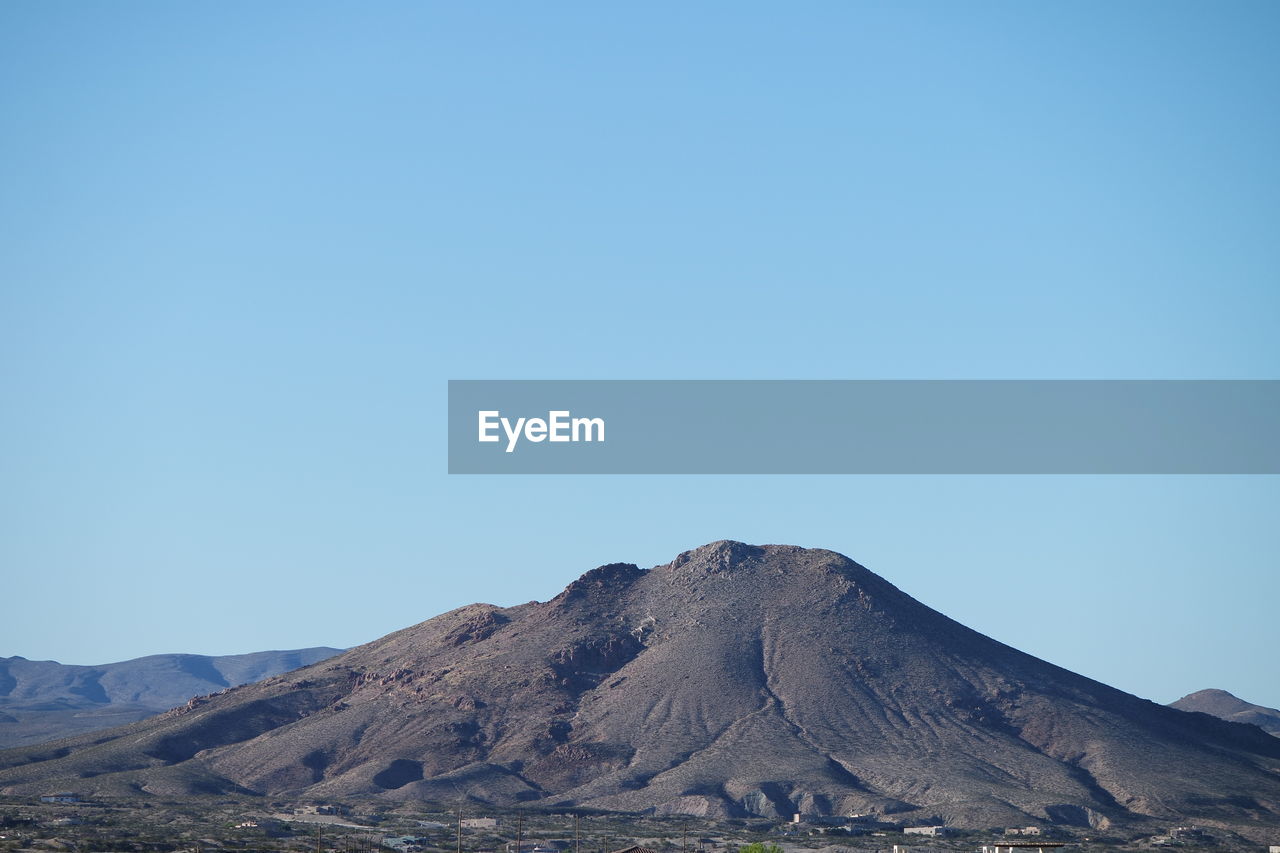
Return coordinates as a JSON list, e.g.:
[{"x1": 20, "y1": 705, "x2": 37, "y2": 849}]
[
  {"x1": 0, "y1": 648, "x2": 342, "y2": 748},
  {"x1": 1170, "y1": 688, "x2": 1280, "y2": 736},
  {"x1": 1, "y1": 542, "x2": 1277, "y2": 841}
]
